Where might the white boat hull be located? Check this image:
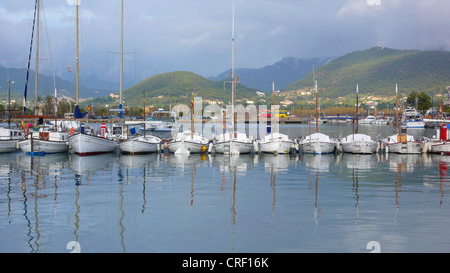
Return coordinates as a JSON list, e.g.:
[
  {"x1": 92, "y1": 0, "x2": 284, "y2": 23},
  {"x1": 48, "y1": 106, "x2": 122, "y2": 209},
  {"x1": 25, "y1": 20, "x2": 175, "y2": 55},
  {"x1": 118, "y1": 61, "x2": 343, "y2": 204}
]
[
  {"x1": 68, "y1": 133, "x2": 117, "y2": 156},
  {"x1": 404, "y1": 121, "x2": 425, "y2": 129},
  {"x1": 19, "y1": 139, "x2": 68, "y2": 154},
  {"x1": 119, "y1": 138, "x2": 159, "y2": 154},
  {"x1": 168, "y1": 140, "x2": 207, "y2": 154},
  {"x1": 300, "y1": 141, "x2": 335, "y2": 154},
  {"x1": 259, "y1": 139, "x2": 294, "y2": 154},
  {"x1": 0, "y1": 140, "x2": 18, "y2": 153},
  {"x1": 386, "y1": 142, "x2": 423, "y2": 154},
  {"x1": 341, "y1": 140, "x2": 378, "y2": 154},
  {"x1": 430, "y1": 142, "x2": 450, "y2": 155},
  {"x1": 213, "y1": 140, "x2": 253, "y2": 155}
]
